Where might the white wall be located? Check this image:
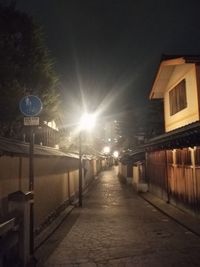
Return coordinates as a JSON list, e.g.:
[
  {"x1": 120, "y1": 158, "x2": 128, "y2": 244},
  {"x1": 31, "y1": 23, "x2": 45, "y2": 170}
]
[
  {"x1": 164, "y1": 64, "x2": 200, "y2": 132},
  {"x1": 0, "y1": 155, "x2": 101, "y2": 229},
  {"x1": 133, "y1": 166, "x2": 139, "y2": 184}
]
